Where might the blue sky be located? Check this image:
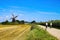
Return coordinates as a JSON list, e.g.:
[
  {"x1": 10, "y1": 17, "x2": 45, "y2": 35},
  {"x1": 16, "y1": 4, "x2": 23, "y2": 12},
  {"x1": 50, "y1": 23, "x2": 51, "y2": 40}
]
[{"x1": 0, "y1": 0, "x2": 60, "y2": 22}]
